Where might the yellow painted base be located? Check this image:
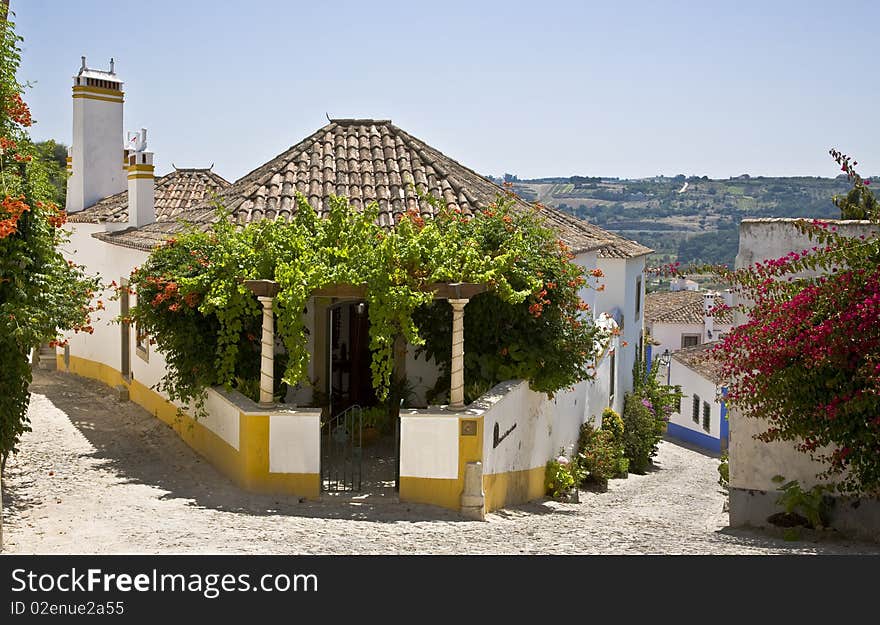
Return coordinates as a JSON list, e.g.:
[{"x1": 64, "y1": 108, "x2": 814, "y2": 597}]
[
  {"x1": 57, "y1": 354, "x2": 320, "y2": 499},
  {"x1": 483, "y1": 466, "x2": 546, "y2": 512},
  {"x1": 398, "y1": 477, "x2": 464, "y2": 511}
]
